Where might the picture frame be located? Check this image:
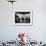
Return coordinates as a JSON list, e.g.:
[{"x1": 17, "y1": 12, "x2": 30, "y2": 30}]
[{"x1": 14, "y1": 10, "x2": 33, "y2": 26}]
